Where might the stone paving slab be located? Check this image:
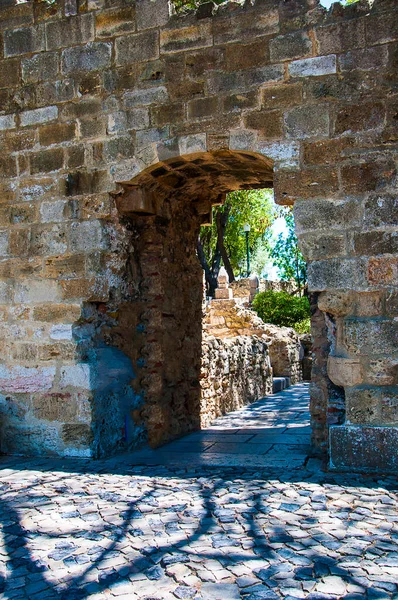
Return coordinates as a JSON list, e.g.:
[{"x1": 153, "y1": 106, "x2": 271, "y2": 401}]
[{"x1": 0, "y1": 384, "x2": 397, "y2": 599}]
